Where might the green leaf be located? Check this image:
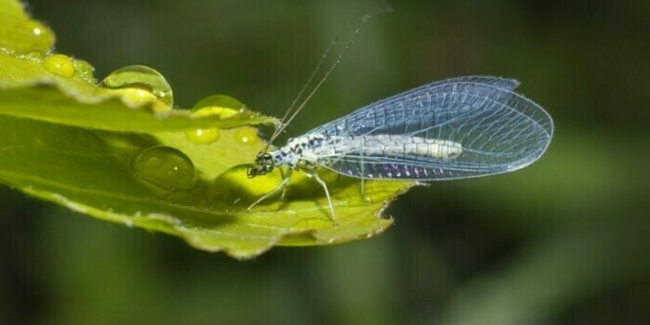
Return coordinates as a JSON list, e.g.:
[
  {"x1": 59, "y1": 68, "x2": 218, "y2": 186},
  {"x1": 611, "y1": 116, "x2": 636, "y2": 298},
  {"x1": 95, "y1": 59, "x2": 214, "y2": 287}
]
[
  {"x1": 0, "y1": 115, "x2": 412, "y2": 258},
  {"x1": 0, "y1": 0, "x2": 413, "y2": 258},
  {"x1": 0, "y1": 51, "x2": 276, "y2": 132}
]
